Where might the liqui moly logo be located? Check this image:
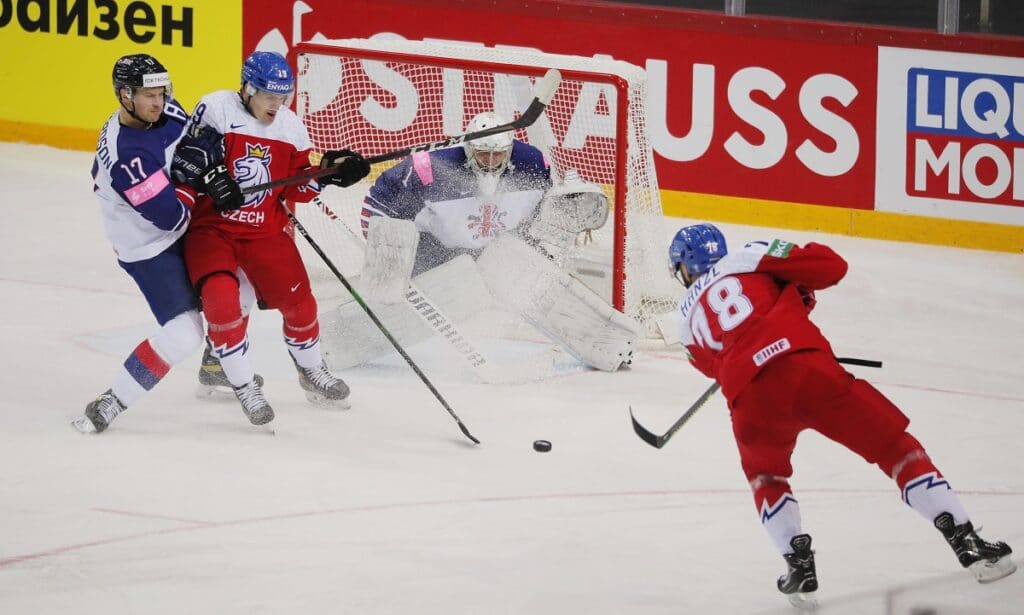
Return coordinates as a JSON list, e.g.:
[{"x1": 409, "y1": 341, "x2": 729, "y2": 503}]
[{"x1": 907, "y1": 68, "x2": 1024, "y2": 207}]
